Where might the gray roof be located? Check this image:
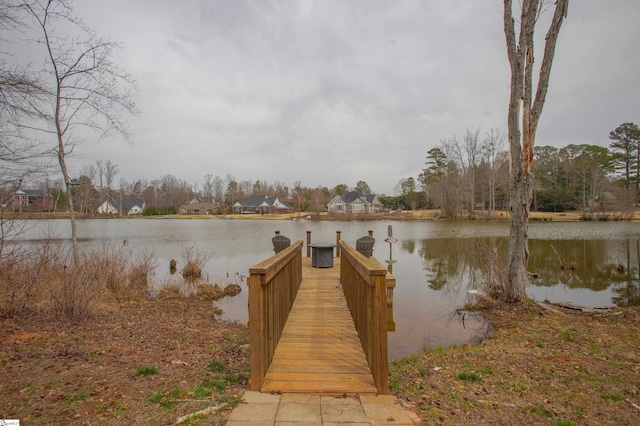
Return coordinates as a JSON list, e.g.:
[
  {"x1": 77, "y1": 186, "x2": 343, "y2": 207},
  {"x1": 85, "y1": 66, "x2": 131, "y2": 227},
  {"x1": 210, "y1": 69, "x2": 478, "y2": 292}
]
[
  {"x1": 238, "y1": 195, "x2": 292, "y2": 209},
  {"x1": 119, "y1": 199, "x2": 144, "y2": 209},
  {"x1": 338, "y1": 191, "x2": 381, "y2": 205},
  {"x1": 22, "y1": 189, "x2": 50, "y2": 197},
  {"x1": 180, "y1": 202, "x2": 215, "y2": 210}
]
